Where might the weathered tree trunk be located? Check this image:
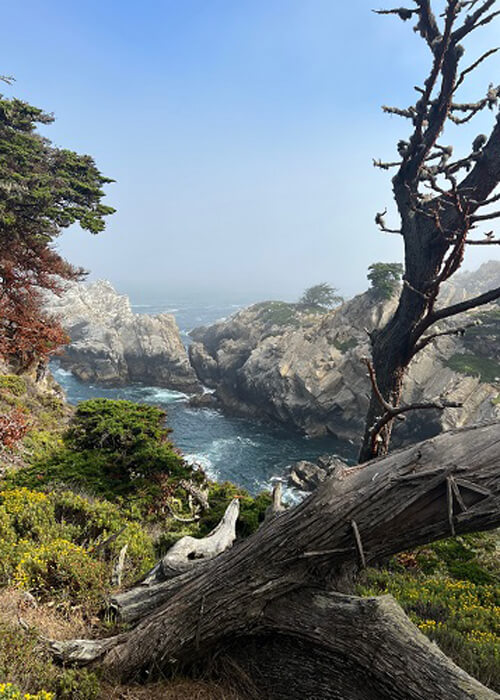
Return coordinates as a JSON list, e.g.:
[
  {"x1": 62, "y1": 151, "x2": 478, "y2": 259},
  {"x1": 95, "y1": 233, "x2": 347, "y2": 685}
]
[
  {"x1": 50, "y1": 424, "x2": 500, "y2": 698},
  {"x1": 358, "y1": 4, "x2": 500, "y2": 463}
]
